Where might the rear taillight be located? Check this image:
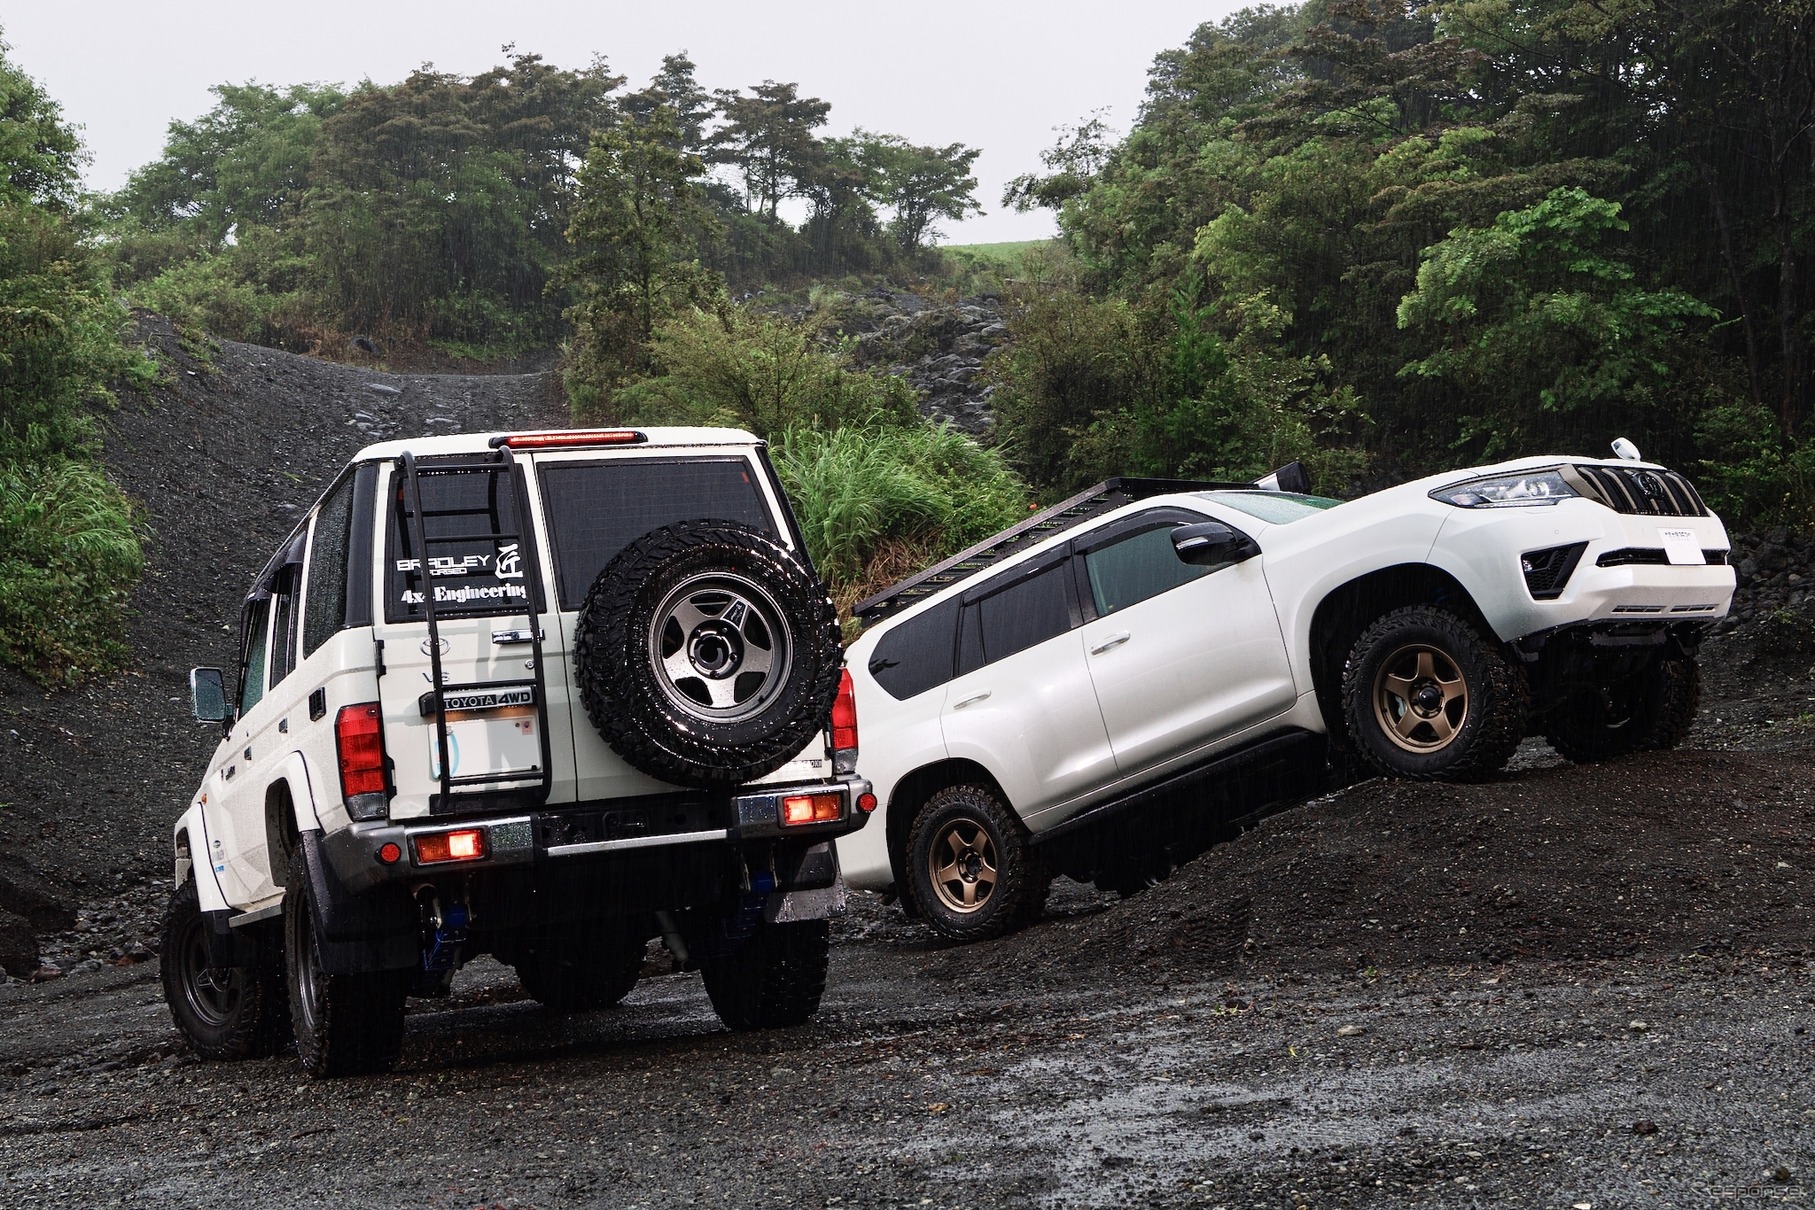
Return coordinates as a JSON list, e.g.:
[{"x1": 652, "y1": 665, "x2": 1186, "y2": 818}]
[
  {"x1": 781, "y1": 792, "x2": 844, "y2": 826},
  {"x1": 413, "y1": 828, "x2": 488, "y2": 864},
  {"x1": 830, "y1": 668, "x2": 858, "y2": 774},
  {"x1": 336, "y1": 702, "x2": 389, "y2": 819}
]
